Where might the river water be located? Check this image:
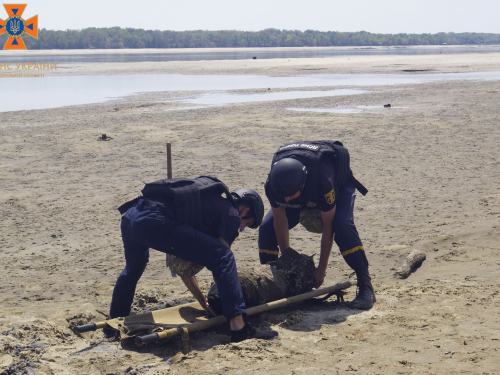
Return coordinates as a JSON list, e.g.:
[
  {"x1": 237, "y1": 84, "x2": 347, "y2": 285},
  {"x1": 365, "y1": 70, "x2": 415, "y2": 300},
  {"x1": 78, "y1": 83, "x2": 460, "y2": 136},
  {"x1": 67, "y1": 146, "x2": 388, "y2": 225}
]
[{"x1": 1, "y1": 71, "x2": 500, "y2": 112}]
